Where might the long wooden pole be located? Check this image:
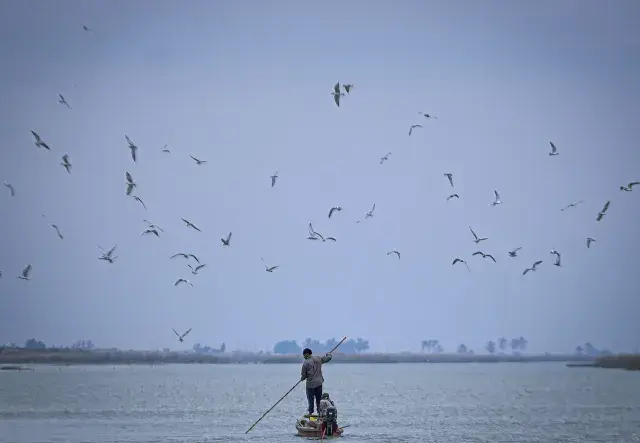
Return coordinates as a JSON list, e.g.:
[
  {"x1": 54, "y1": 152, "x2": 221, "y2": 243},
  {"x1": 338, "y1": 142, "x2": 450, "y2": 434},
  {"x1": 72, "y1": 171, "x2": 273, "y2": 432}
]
[{"x1": 245, "y1": 336, "x2": 347, "y2": 434}]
